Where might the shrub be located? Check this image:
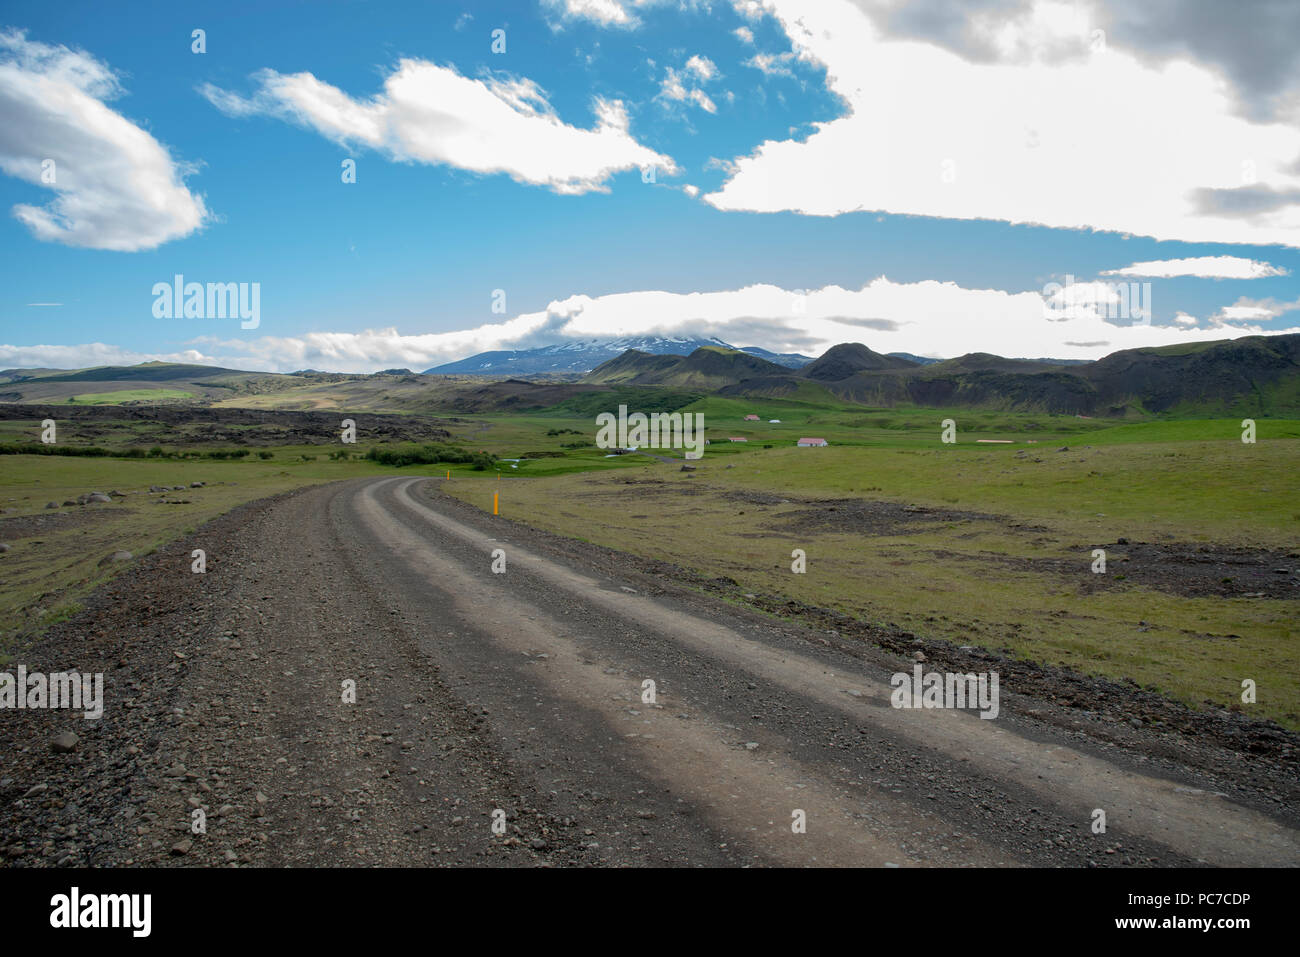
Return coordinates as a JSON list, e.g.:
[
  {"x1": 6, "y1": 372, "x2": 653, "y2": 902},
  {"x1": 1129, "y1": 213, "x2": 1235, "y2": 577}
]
[{"x1": 365, "y1": 442, "x2": 498, "y2": 470}]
